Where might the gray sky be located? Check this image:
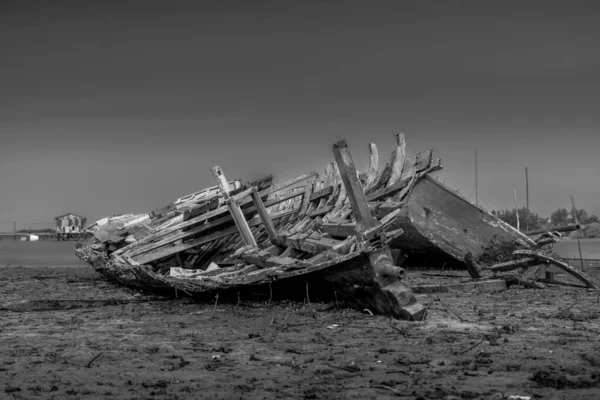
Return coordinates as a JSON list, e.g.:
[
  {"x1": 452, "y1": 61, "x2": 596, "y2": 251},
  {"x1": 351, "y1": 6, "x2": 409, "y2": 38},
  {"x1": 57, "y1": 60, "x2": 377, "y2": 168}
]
[{"x1": 2, "y1": 1, "x2": 600, "y2": 229}]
